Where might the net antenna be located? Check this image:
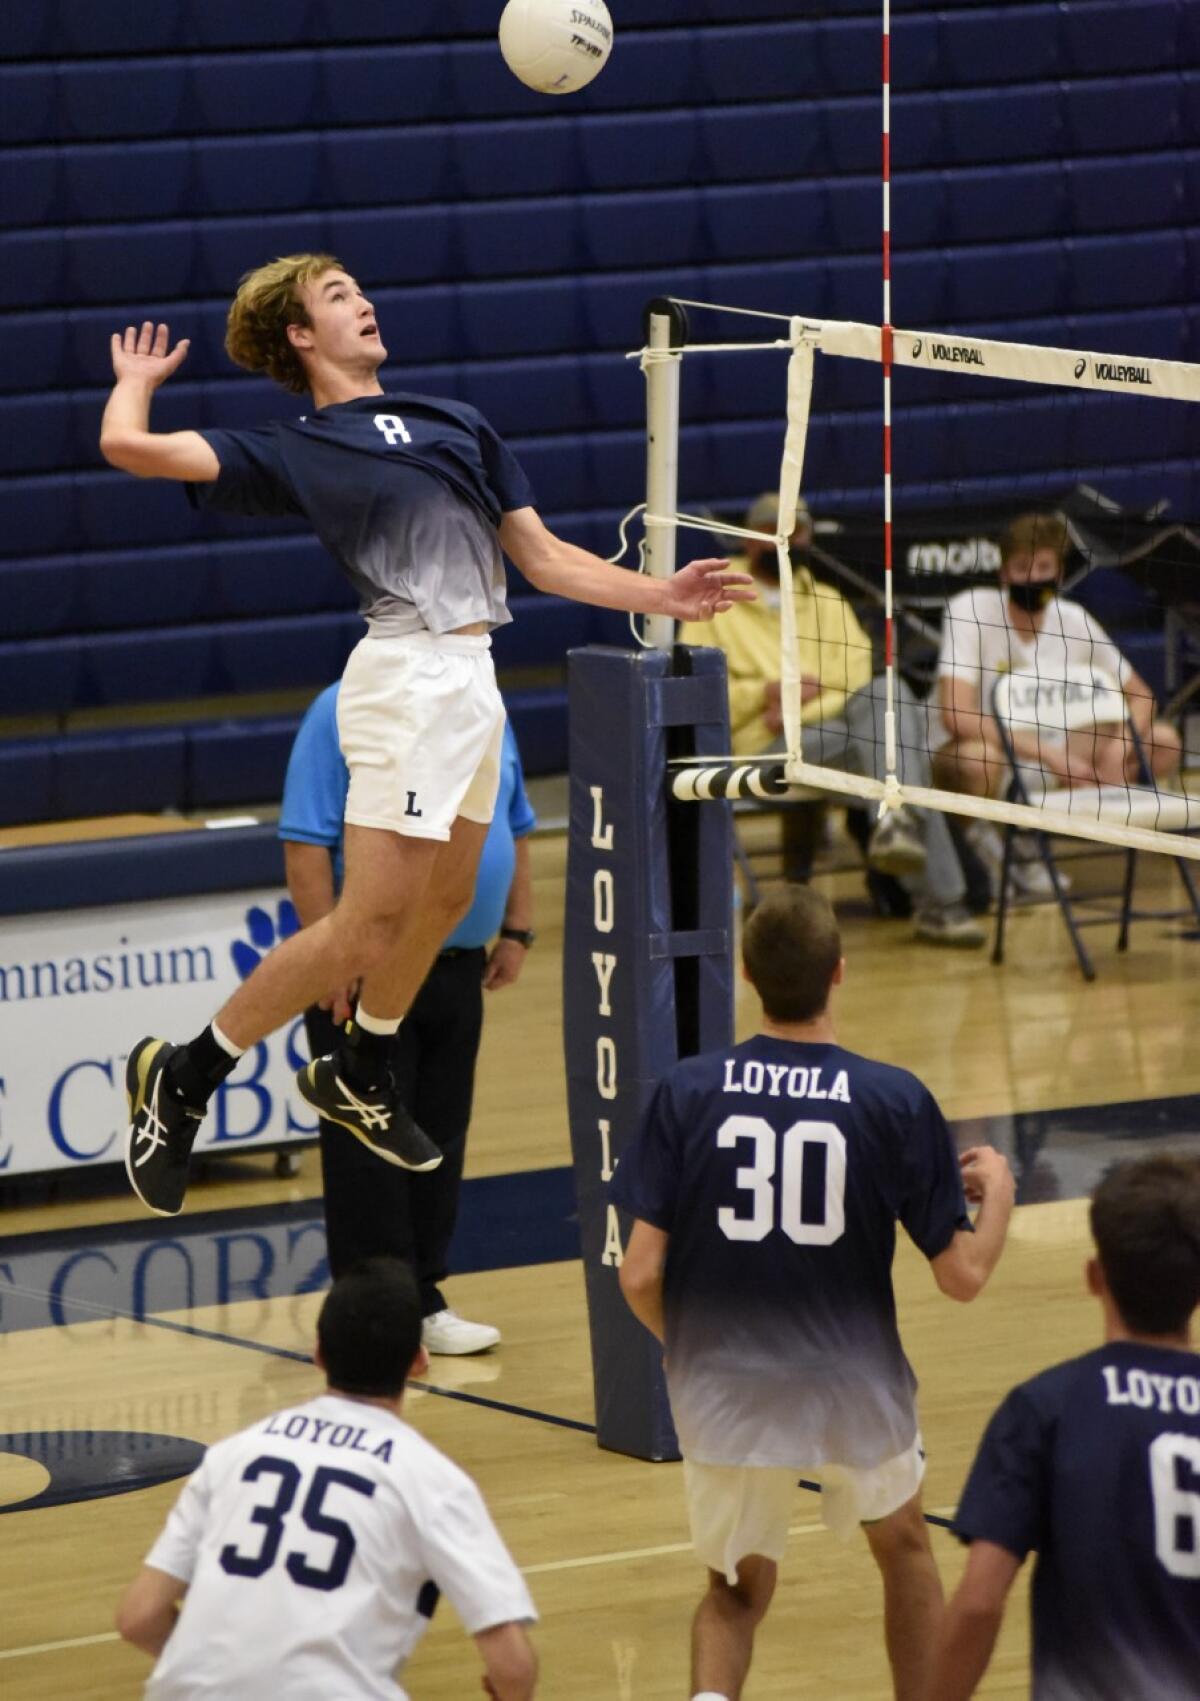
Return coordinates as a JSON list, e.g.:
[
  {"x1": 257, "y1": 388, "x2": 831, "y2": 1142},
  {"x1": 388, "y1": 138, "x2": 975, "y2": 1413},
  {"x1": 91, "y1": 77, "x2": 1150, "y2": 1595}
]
[{"x1": 636, "y1": 299, "x2": 1200, "y2": 863}]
